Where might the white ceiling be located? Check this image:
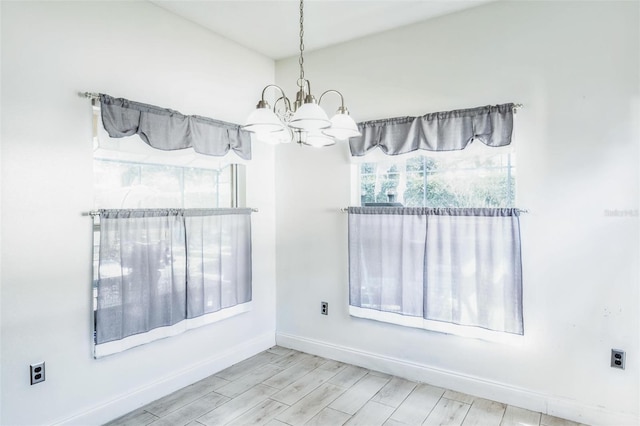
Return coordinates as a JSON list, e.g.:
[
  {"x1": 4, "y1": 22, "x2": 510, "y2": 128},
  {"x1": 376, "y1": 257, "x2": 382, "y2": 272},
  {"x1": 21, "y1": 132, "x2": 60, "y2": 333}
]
[{"x1": 151, "y1": 0, "x2": 494, "y2": 60}]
